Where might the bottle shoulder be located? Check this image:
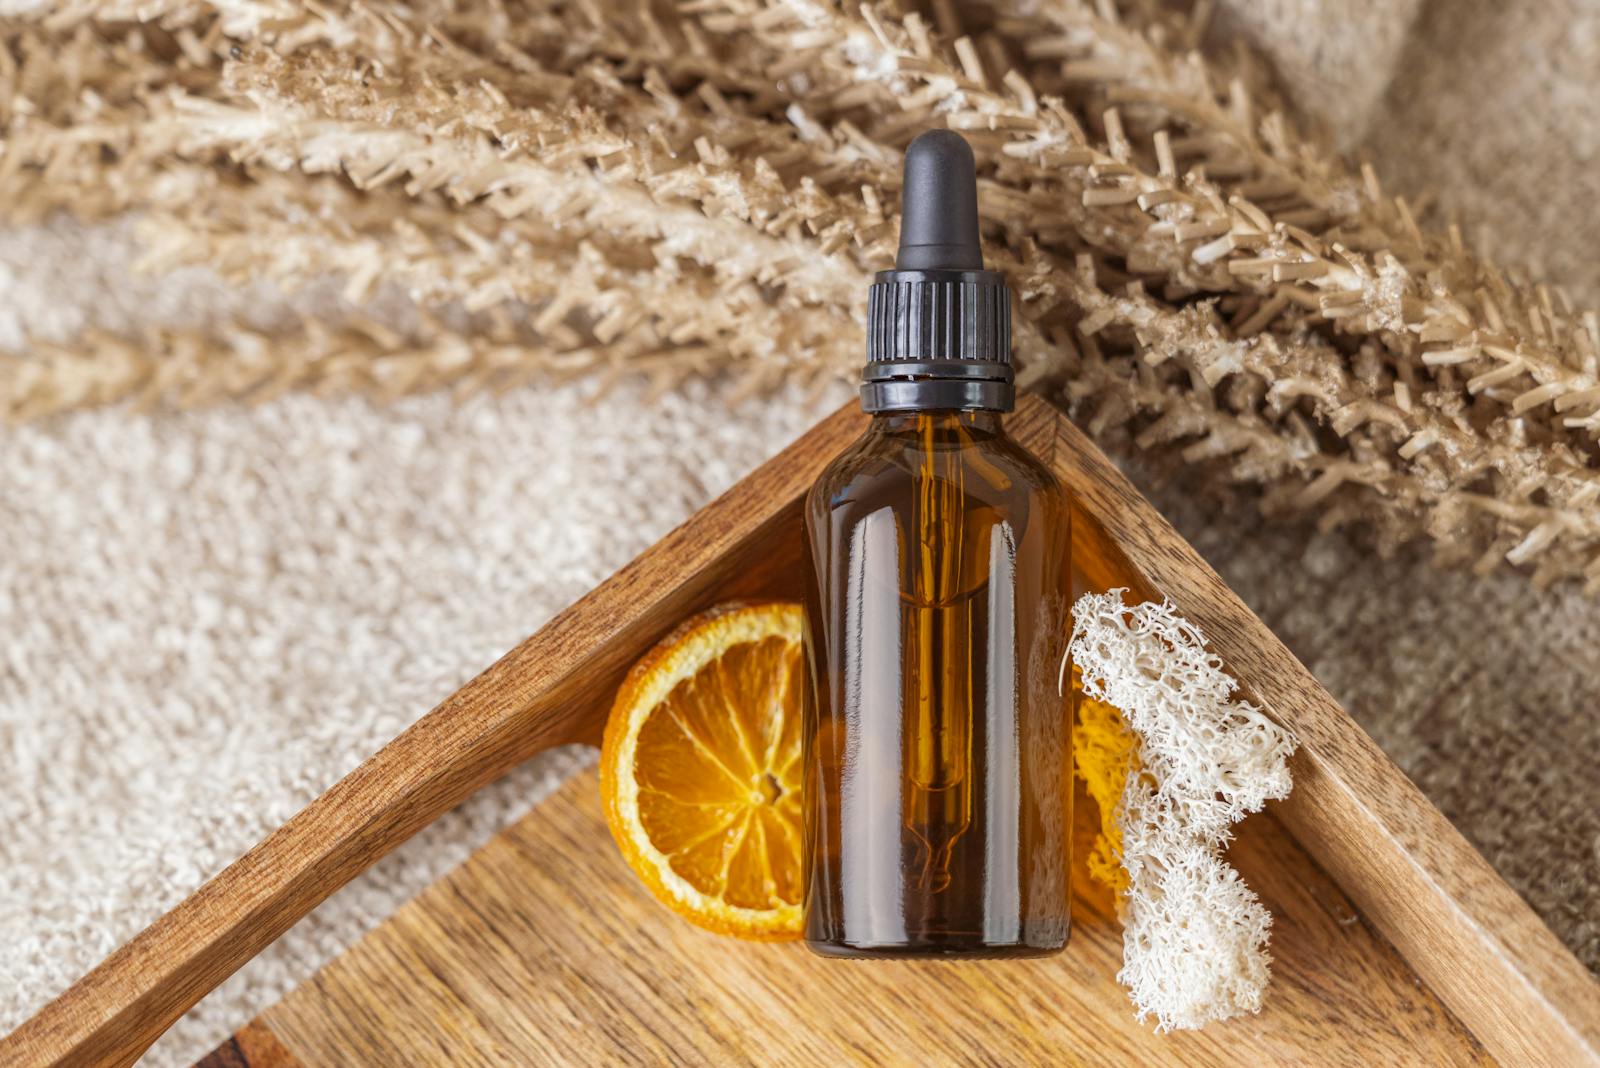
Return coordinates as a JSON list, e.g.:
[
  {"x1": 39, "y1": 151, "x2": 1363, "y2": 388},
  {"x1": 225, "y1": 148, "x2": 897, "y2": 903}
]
[
  {"x1": 807, "y1": 423, "x2": 1069, "y2": 522},
  {"x1": 979, "y1": 431, "x2": 1067, "y2": 498}
]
